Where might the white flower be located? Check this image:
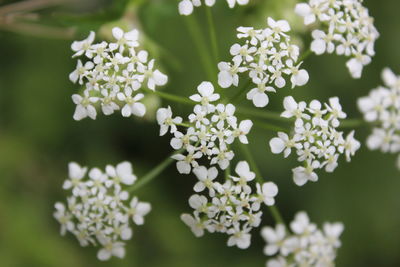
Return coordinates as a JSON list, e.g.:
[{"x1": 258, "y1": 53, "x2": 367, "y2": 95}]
[
  {"x1": 71, "y1": 31, "x2": 96, "y2": 57},
  {"x1": 218, "y1": 58, "x2": 246, "y2": 88},
  {"x1": 257, "y1": 182, "x2": 278, "y2": 206},
  {"x1": 262, "y1": 211, "x2": 344, "y2": 266},
  {"x1": 358, "y1": 68, "x2": 400, "y2": 170},
  {"x1": 292, "y1": 164, "x2": 318, "y2": 186},
  {"x1": 97, "y1": 237, "x2": 125, "y2": 261},
  {"x1": 118, "y1": 90, "x2": 146, "y2": 117},
  {"x1": 227, "y1": 225, "x2": 251, "y2": 249},
  {"x1": 261, "y1": 224, "x2": 286, "y2": 255},
  {"x1": 189, "y1": 81, "x2": 220, "y2": 110},
  {"x1": 193, "y1": 166, "x2": 219, "y2": 197},
  {"x1": 55, "y1": 162, "x2": 151, "y2": 261},
  {"x1": 269, "y1": 132, "x2": 301, "y2": 158},
  {"x1": 296, "y1": 0, "x2": 379, "y2": 78},
  {"x1": 181, "y1": 213, "x2": 207, "y2": 237},
  {"x1": 157, "y1": 106, "x2": 183, "y2": 136},
  {"x1": 246, "y1": 83, "x2": 276, "y2": 108},
  {"x1": 105, "y1": 161, "x2": 137, "y2": 185},
  {"x1": 272, "y1": 96, "x2": 359, "y2": 185},
  {"x1": 267, "y1": 17, "x2": 290, "y2": 36},
  {"x1": 178, "y1": 0, "x2": 194, "y2": 15},
  {"x1": 69, "y1": 27, "x2": 168, "y2": 120},
  {"x1": 142, "y1": 59, "x2": 168, "y2": 90},
  {"x1": 110, "y1": 27, "x2": 139, "y2": 51},
  {"x1": 128, "y1": 197, "x2": 152, "y2": 225},
  {"x1": 217, "y1": 17, "x2": 309, "y2": 107},
  {"x1": 163, "y1": 81, "x2": 253, "y2": 174}
]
